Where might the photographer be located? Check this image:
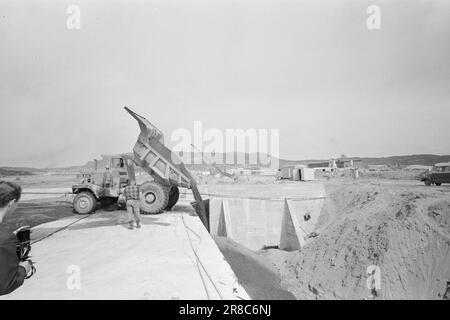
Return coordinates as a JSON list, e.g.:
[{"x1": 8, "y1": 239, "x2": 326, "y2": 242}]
[{"x1": 0, "y1": 181, "x2": 32, "y2": 296}]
